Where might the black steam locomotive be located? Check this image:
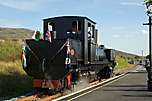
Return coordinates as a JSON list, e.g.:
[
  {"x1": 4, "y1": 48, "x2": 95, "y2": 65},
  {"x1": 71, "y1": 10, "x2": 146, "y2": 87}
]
[{"x1": 22, "y1": 16, "x2": 116, "y2": 90}]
